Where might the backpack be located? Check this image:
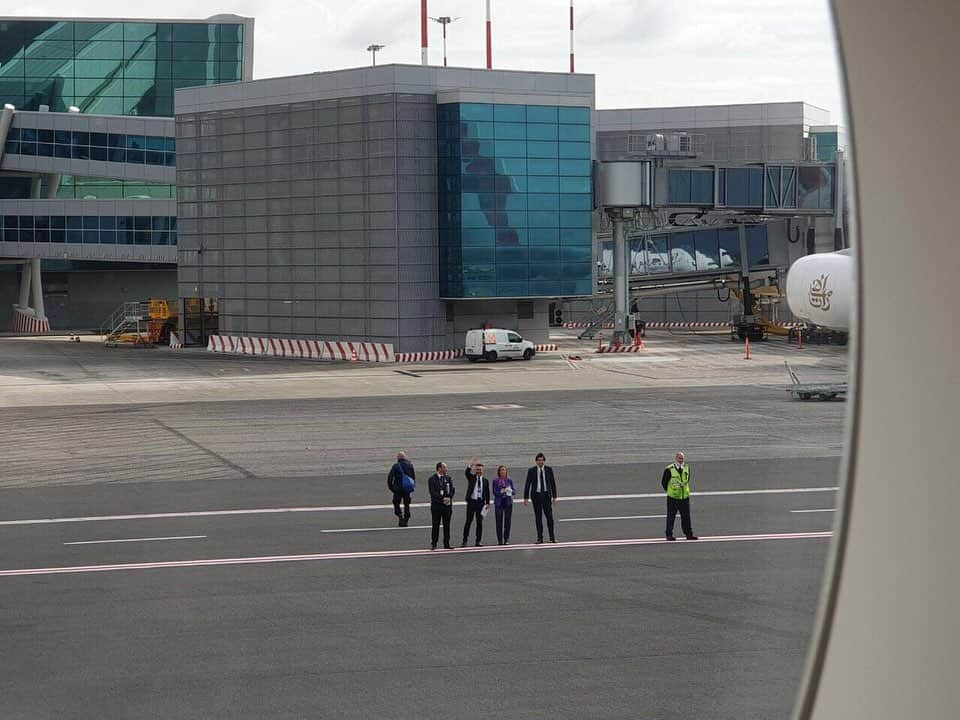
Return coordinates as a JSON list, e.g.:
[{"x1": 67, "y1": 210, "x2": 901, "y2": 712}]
[{"x1": 388, "y1": 463, "x2": 415, "y2": 493}]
